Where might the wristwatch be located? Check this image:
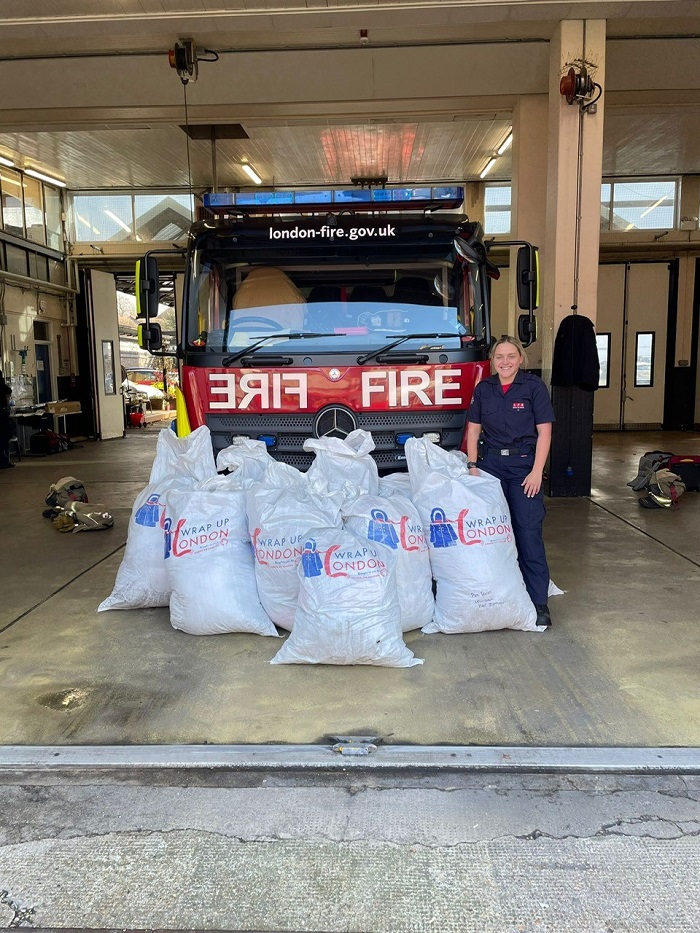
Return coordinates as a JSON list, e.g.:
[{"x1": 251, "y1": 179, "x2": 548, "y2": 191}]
[{"x1": 467, "y1": 461, "x2": 478, "y2": 469}]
